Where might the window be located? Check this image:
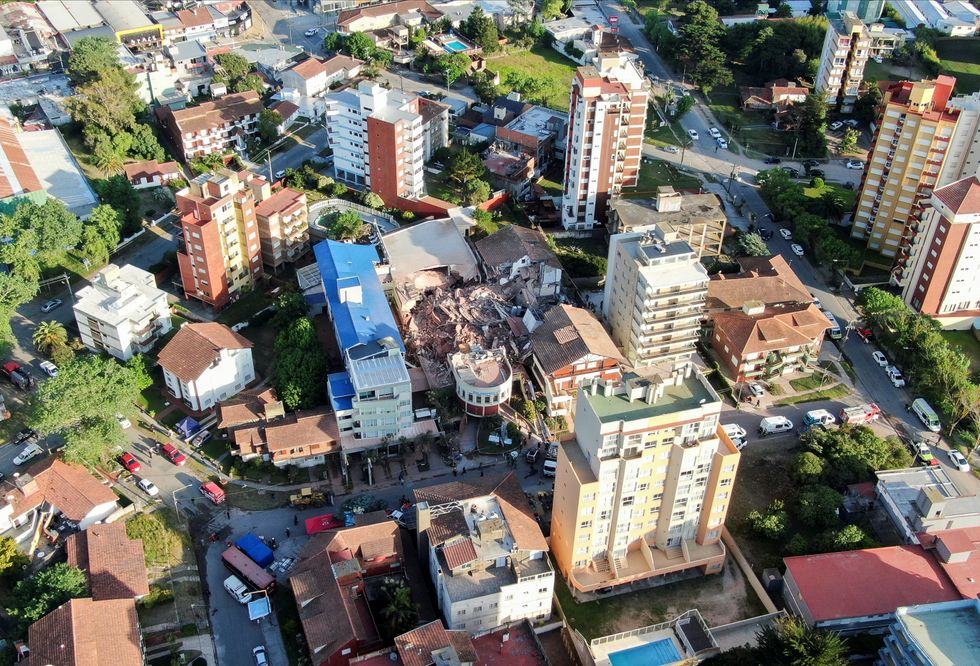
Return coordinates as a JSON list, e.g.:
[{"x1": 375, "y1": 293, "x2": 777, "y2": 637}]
[{"x1": 579, "y1": 520, "x2": 592, "y2": 529}]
